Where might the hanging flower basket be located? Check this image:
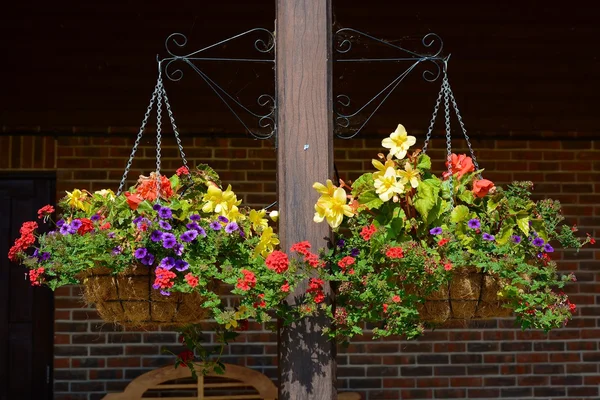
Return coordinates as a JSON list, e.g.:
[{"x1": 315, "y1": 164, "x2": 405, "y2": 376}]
[
  {"x1": 7, "y1": 75, "x2": 306, "y2": 330},
  {"x1": 300, "y1": 122, "x2": 592, "y2": 341}
]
